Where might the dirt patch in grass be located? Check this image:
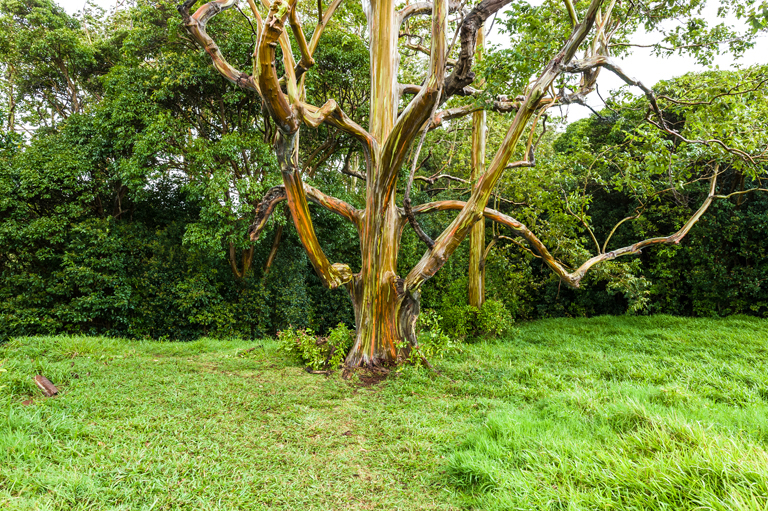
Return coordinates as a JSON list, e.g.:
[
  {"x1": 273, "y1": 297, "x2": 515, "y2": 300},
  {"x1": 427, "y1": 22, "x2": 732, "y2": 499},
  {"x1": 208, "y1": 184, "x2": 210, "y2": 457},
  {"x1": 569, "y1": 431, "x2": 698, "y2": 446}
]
[{"x1": 342, "y1": 366, "x2": 392, "y2": 387}]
